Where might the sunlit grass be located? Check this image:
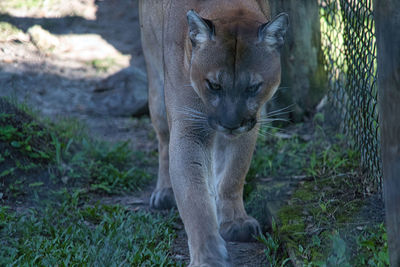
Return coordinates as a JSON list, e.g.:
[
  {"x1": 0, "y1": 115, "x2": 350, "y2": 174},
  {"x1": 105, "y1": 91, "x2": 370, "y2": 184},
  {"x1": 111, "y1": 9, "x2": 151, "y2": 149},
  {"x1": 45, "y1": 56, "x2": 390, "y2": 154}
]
[
  {"x1": 0, "y1": 0, "x2": 58, "y2": 10},
  {"x1": 88, "y1": 58, "x2": 118, "y2": 73},
  {"x1": 0, "y1": 22, "x2": 24, "y2": 42}
]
